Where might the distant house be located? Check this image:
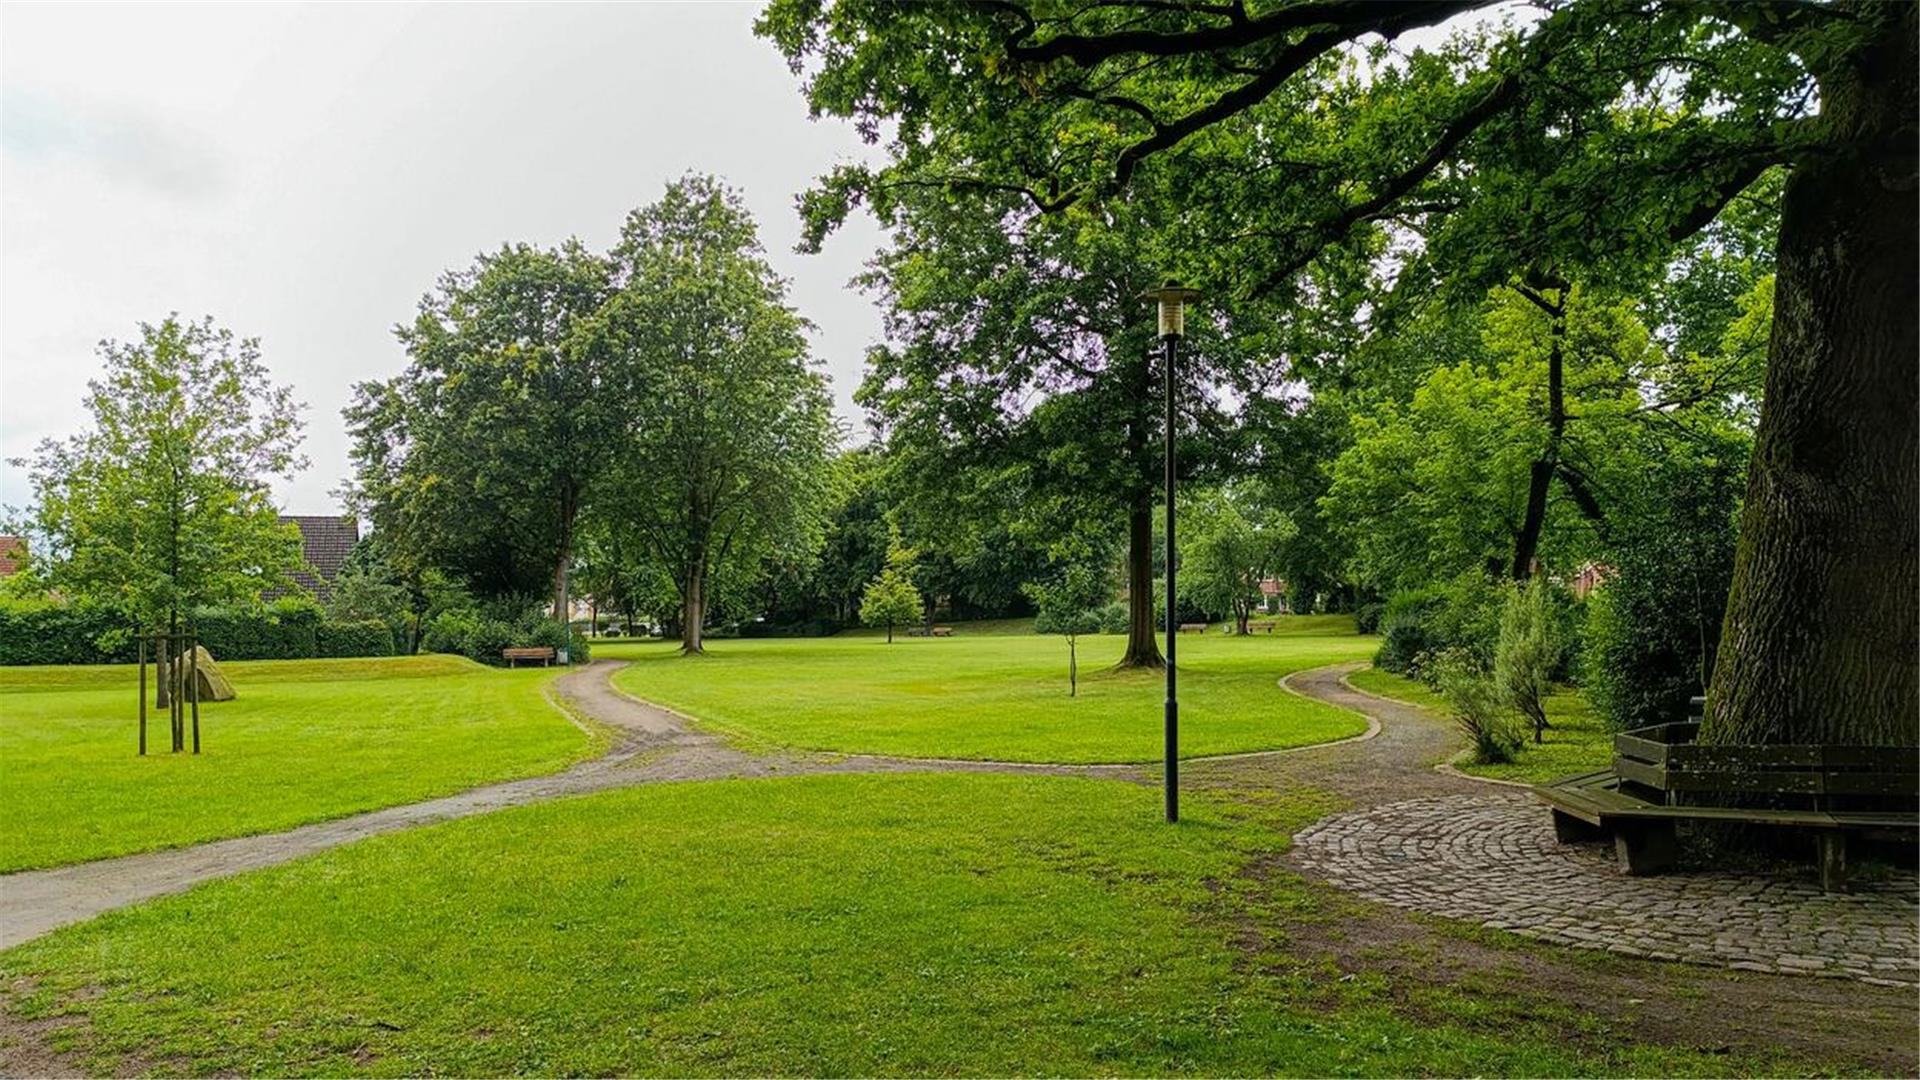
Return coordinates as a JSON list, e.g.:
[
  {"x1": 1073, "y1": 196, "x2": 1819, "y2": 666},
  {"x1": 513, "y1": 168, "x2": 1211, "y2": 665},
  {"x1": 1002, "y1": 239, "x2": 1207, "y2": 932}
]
[
  {"x1": 276, "y1": 516, "x2": 360, "y2": 602},
  {"x1": 1258, "y1": 576, "x2": 1291, "y2": 615},
  {"x1": 0, "y1": 536, "x2": 24, "y2": 577}
]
